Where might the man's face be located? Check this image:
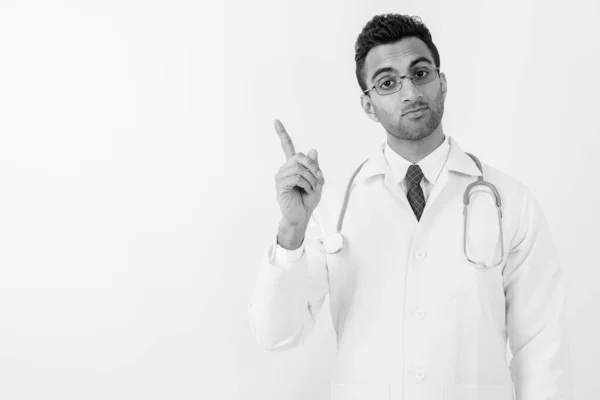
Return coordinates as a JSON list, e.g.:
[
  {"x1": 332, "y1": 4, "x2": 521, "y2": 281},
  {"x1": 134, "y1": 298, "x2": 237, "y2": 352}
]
[{"x1": 361, "y1": 37, "x2": 447, "y2": 141}]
